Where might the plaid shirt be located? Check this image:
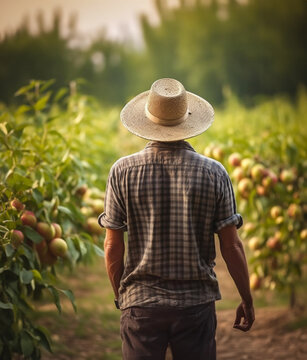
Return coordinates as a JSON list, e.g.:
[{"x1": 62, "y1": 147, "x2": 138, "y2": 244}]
[{"x1": 98, "y1": 141, "x2": 242, "y2": 309}]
